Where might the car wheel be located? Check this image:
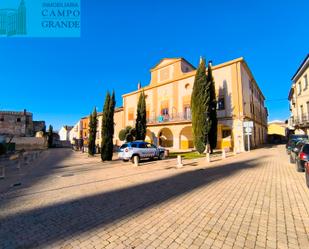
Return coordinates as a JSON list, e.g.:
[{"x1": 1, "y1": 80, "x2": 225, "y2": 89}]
[
  {"x1": 296, "y1": 161, "x2": 303, "y2": 172},
  {"x1": 122, "y1": 159, "x2": 129, "y2": 162},
  {"x1": 131, "y1": 155, "x2": 140, "y2": 164},
  {"x1": 158, "y1": 152, "x2": 165, "y2": 160},
  {"x1": 306, "y1": 169, "x2": 309, "y2": 188}
]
